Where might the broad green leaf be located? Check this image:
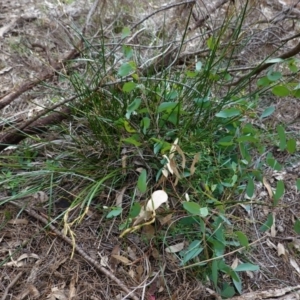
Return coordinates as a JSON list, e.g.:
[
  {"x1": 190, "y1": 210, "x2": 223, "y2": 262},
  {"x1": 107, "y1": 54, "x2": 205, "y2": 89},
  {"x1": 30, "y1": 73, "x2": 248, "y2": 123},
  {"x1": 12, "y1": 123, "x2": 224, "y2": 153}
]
[
  {"x1": 122, "y1": 136, "x2": 142, "y2": 146},
  {"x1": 211, "y1": 259, "x2": 218, "y2": 287},
  {"x1": 122, "y1": 45, "x2": 133, "y2": 59},
  {"x1": 294, "y1": 219, "x2": 300, "y2": 234},
  {"x1": 199, "y1": 207, "x2": 209, "y2": 217},
  {"x1": 129, "y1": 202, "x2": 141, "y2": 218},
  {"x1": 118, "y1": 62, "x2": 136, "y2": 77},
  {"x1": 221, "y1": 284, "x2": 235, "y2": 298},
  {"x1": 235, "y1": 231, "x2": 249, "y2": 247},
  {"x1": 273, "y1": 180, "x2": 285, "y2": 205},
  {"x1": 215, "y1": 108, "x2": 241, "y2": 118},
  {"x1": 260, "y1": 106, "x2": 275, "y2": 118},
  {"x1": 106, "y1": 207, "x2": 122, "y2": 218},
  {"x1": 121, "y1": 26, "x2": 131, "y2": 38},
  {"x1": 257, "y1": 76, "x2": 271, "y2": 87},
  {"x1": 124, "y1": 120, "x2": 136, "y2": 133},
  {"x1": 296, "y1": 179, "x2": 300, "y2": 191},
  {"x1": 246, "y1": 177, "x2": 254, "y2": 198},
  {"x1": 272, "y1": 85, "x2": 290, "y2": 97},
  {"x1": 236, "y1": 136, "x2": 258, "y2": 143},
  {"x1": 267, "y1": 70, "x2": 282, "y2": 82},
  {"x1": 141, "y1": 117, "x2": 150, "y2": 134},
  {"x1": 181, "y1": 240, "x2": 203, "y2": 265},
  {"x1": 122, "y1": 82, "x2": 137, "y2": 93},
  {"x1": 137, "y1": 169, "x2": 147, "y2": 193},
  {"x1": 287, "y1": 139, "x2": 296, "y2": 154},
  {"x1": 157, "y1": 102, "x2": 178, "y2": 112},
  {"x1": 231, "y1": 271, "x2": 242, "y2": 294},
  {"x1": 277, "y1": 125, "x2": 286, "y2": 151},
  {"x1": 218, "y1": 136, "x2": 234, "y2": 146},
  {"x1": 266, "y1": 157, "x2": 282, "y2": 171},
  {"x1": 234, "y1": 263, "x2": 259, "y2": 272},
  {"x1": 183, "y1": 201, "x2": 201, "y2": 215},
  {"x1": 186, "y1": 70, "x2": 197, "y2": 78},
  {"x1": 259, "y1": 214, "x2": 273, "y2": 232},
  {"x1": 125, "y1": 98, "x2": 141, "y2": 119}
]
